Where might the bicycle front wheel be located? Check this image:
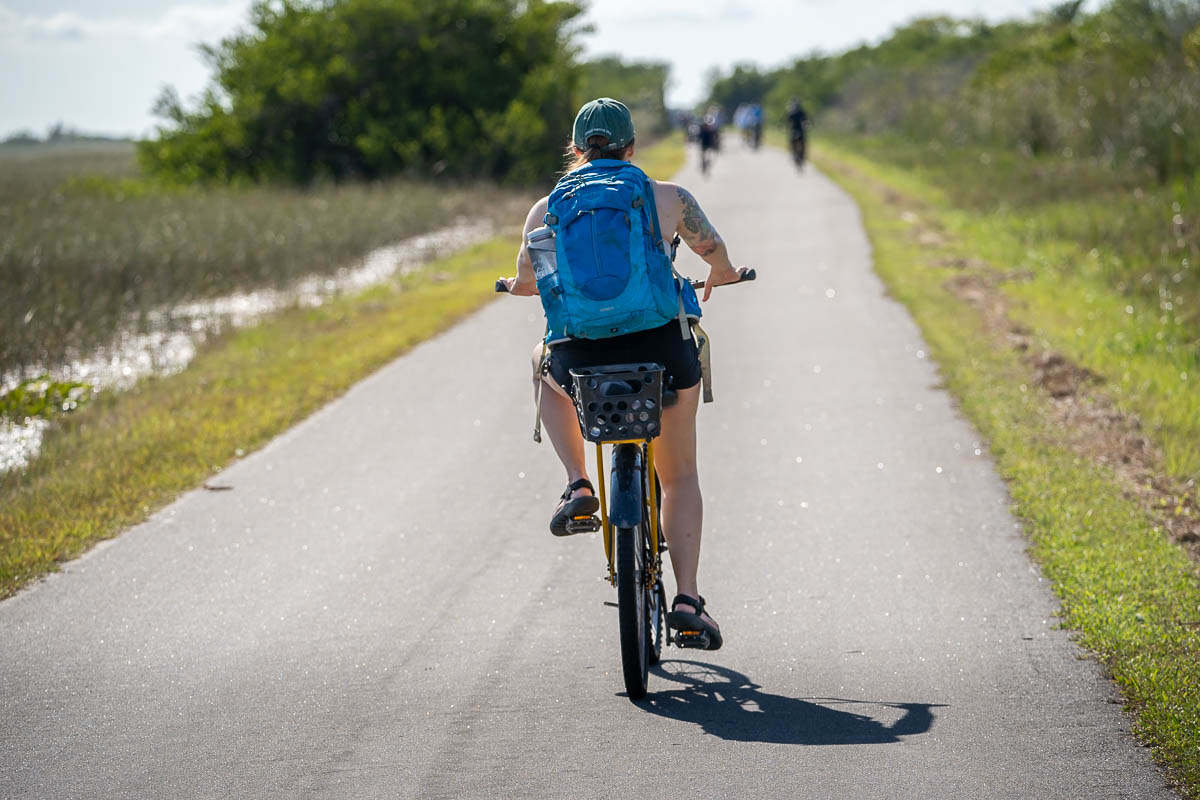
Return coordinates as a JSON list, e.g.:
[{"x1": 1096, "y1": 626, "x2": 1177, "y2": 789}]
[
  {"x1": 648, "y1": 577, "x2": 665, "y2": 667},
  {"x1": 616, "y1": 523, "x2": 650, "y2": 700}
]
